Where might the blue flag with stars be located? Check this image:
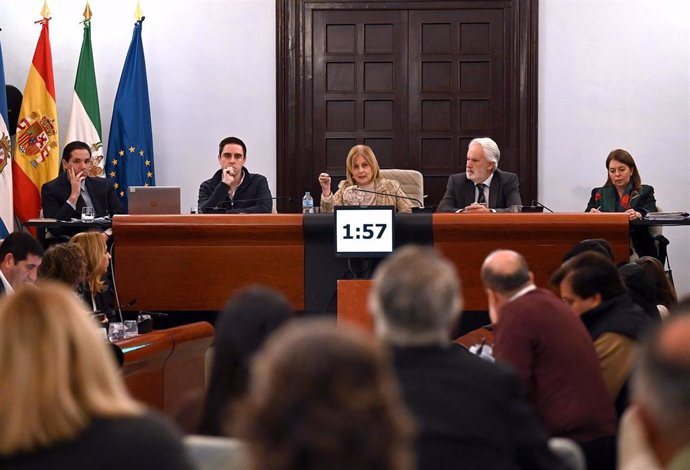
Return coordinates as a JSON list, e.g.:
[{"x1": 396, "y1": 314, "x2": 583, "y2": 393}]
[{"x1": 105, "y1": 19, "x2": 154, "y2": 211}]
